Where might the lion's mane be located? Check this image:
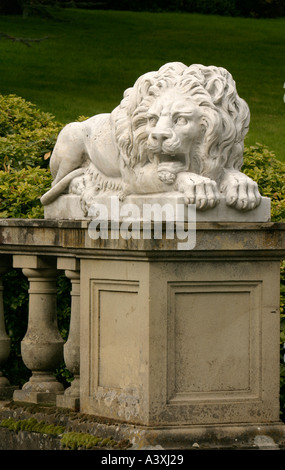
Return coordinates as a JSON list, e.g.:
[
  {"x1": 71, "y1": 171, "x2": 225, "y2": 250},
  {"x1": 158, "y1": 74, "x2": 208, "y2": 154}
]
[{"x1": 111, "y1": 62, "x2": 250, "y2": 183}]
